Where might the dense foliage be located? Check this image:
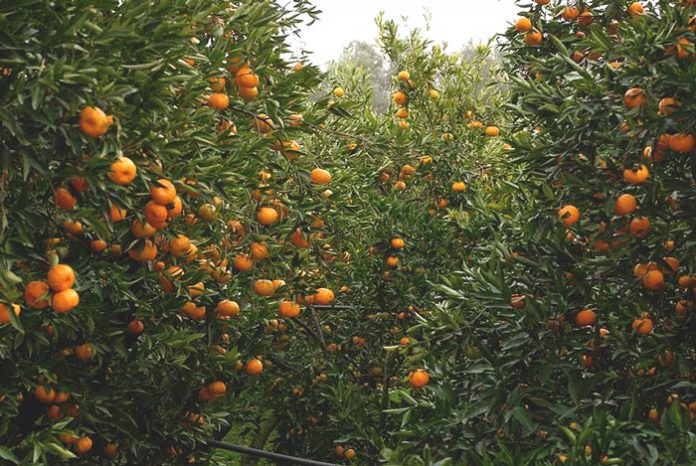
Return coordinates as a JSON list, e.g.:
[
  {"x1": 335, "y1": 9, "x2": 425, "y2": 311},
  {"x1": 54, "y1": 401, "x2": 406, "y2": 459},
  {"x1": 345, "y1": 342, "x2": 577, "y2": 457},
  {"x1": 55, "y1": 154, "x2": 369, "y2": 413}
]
[{"x1": 2, "y1": 1, "x2": 695, "y2": 465}]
